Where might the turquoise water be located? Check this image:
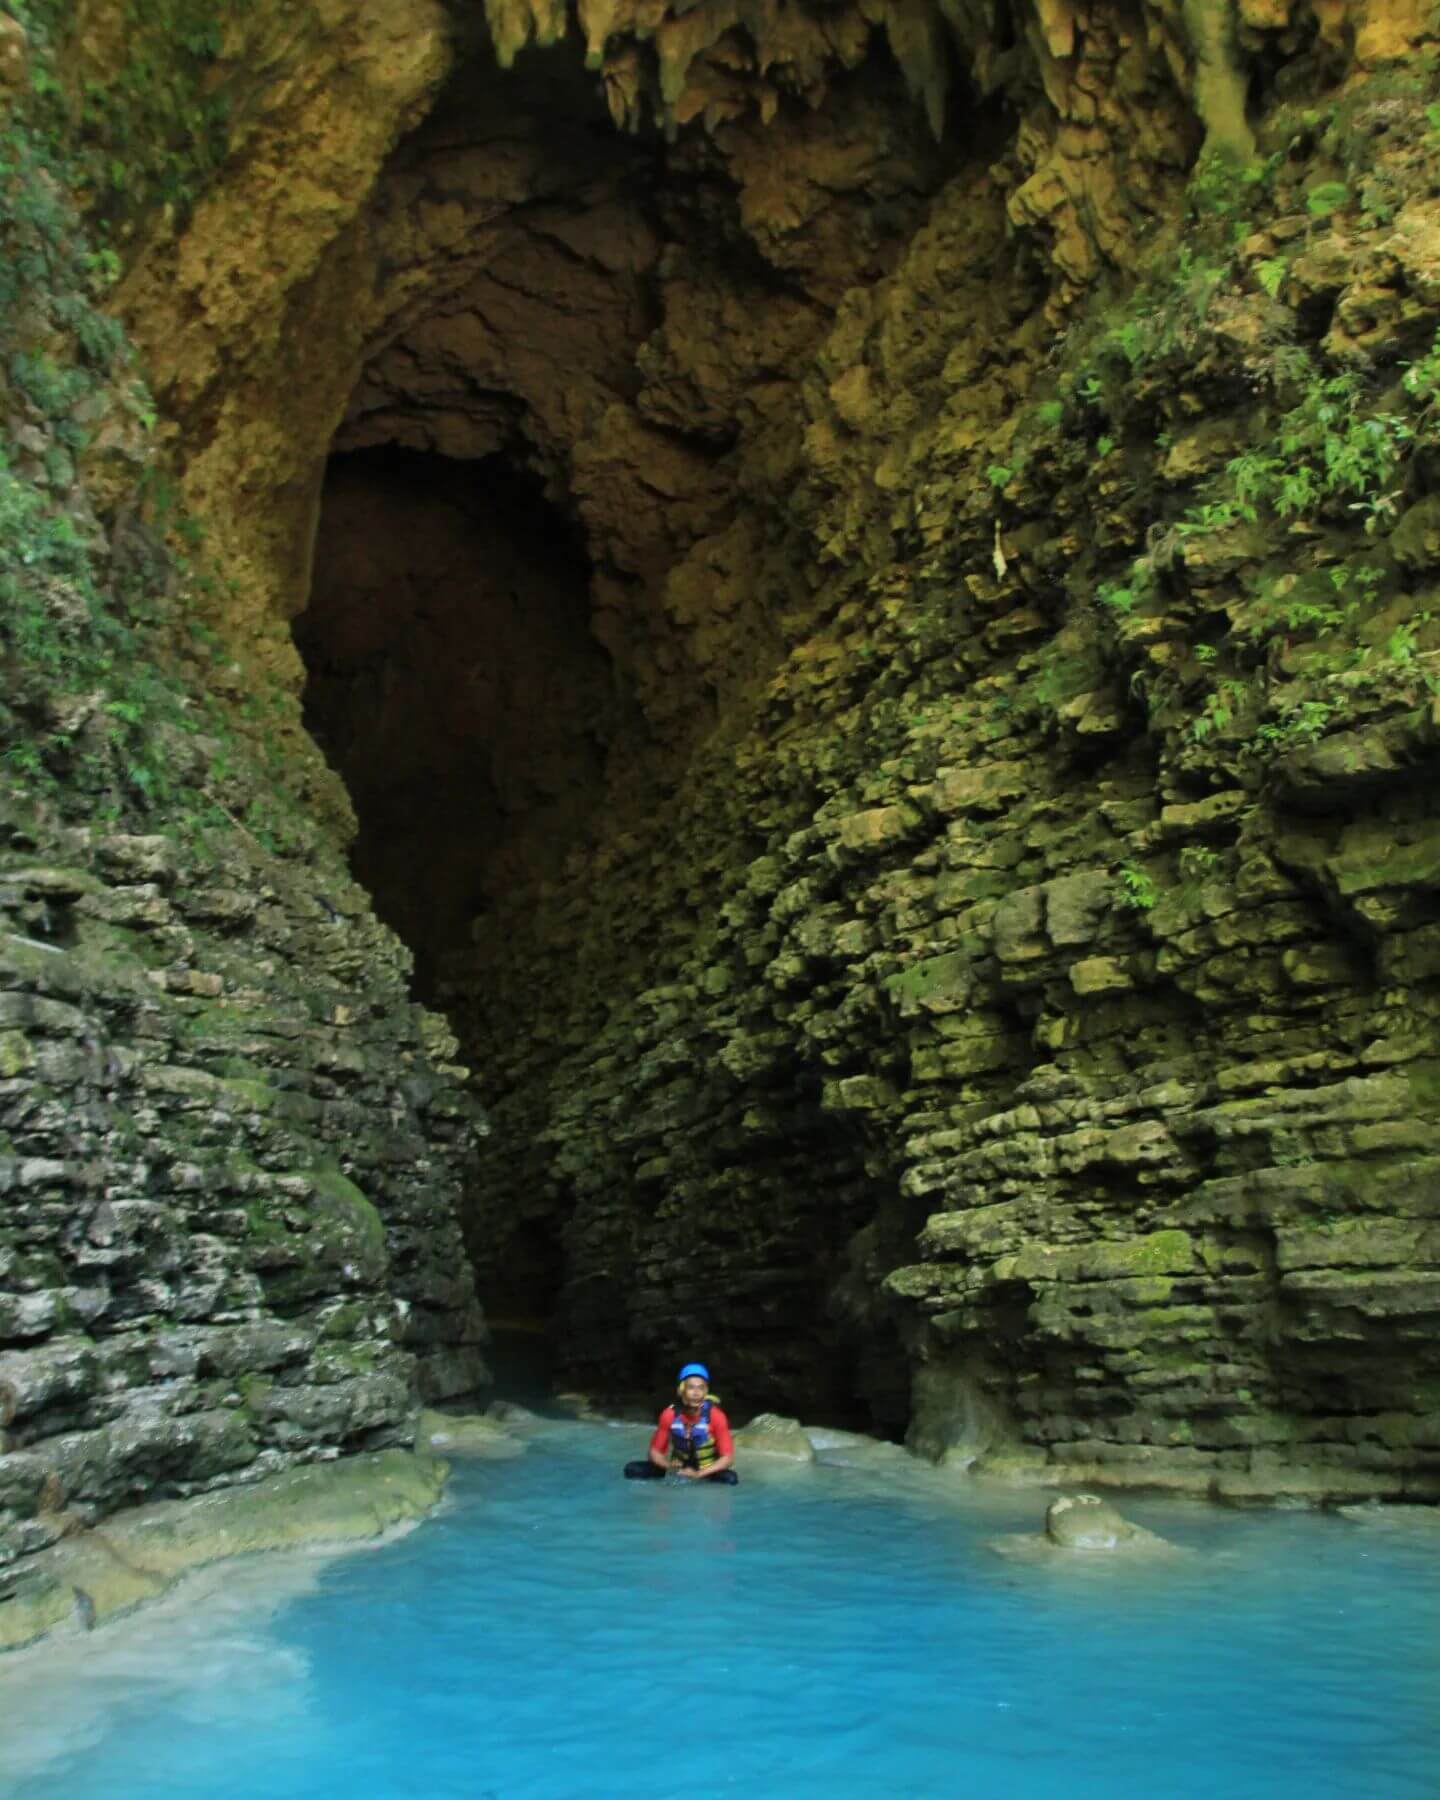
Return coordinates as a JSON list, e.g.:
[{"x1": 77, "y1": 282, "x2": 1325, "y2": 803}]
[{"x1": 4, "y1": 1420, "x2": 1438, "y2": 1798}]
